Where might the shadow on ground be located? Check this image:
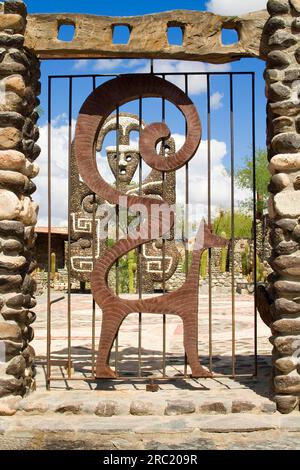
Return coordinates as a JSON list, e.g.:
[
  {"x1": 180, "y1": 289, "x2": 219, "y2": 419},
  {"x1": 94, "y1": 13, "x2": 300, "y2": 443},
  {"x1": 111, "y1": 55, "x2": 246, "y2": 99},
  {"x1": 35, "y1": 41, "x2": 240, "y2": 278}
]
[{"x1": 36, "y1": 344, "x2": 272, "y2": 398}]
